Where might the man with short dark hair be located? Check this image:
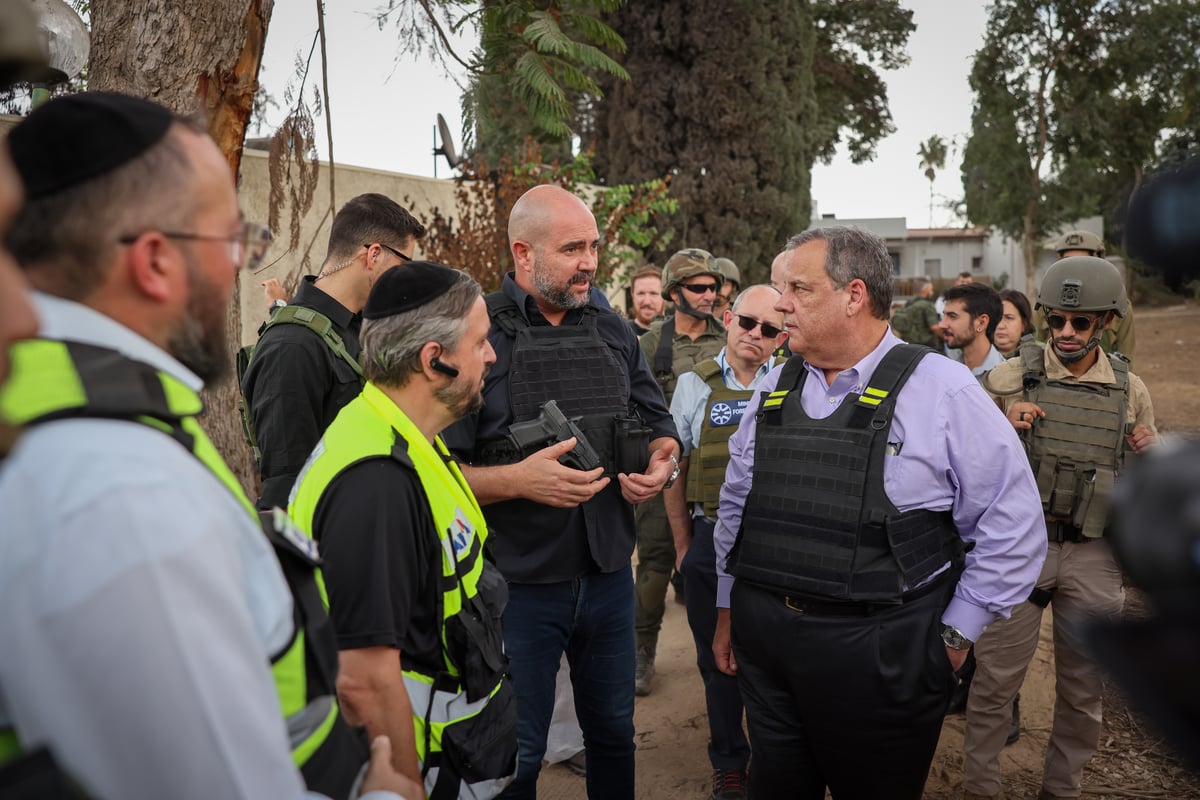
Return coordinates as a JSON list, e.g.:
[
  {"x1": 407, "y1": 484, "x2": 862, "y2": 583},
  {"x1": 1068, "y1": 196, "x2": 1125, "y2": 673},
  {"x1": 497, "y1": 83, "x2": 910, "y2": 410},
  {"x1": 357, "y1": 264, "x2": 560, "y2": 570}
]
[
  {"x1": 0, "y1": 91, "x2": 413, "y2": 800},
  {"x1": 712, "y1": 226, "x2": 1045, "y2": 799},
  {"x1": 289, "y1": 262, "x2": 517, "y2": 798},
  {"x1": 939, "y1": 282, "x2": 1005, "y2": 377},
  {"x1": 242, "y1": 193, "x2": 426, "y2": 509},
  {"x1": 443, "y1": 184, "x2": 679, "y2": 799}
]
